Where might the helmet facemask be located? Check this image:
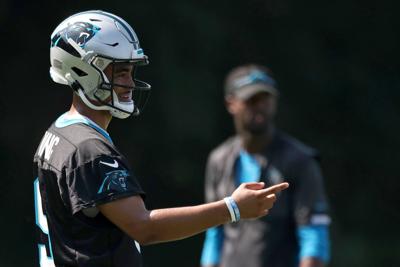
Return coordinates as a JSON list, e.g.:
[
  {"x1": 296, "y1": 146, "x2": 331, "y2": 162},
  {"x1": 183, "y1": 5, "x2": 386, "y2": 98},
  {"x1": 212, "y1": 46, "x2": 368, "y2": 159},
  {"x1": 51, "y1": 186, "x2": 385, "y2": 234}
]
[{"x1": 90, "y1": 56, "x2": 151, "y2": 118}]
